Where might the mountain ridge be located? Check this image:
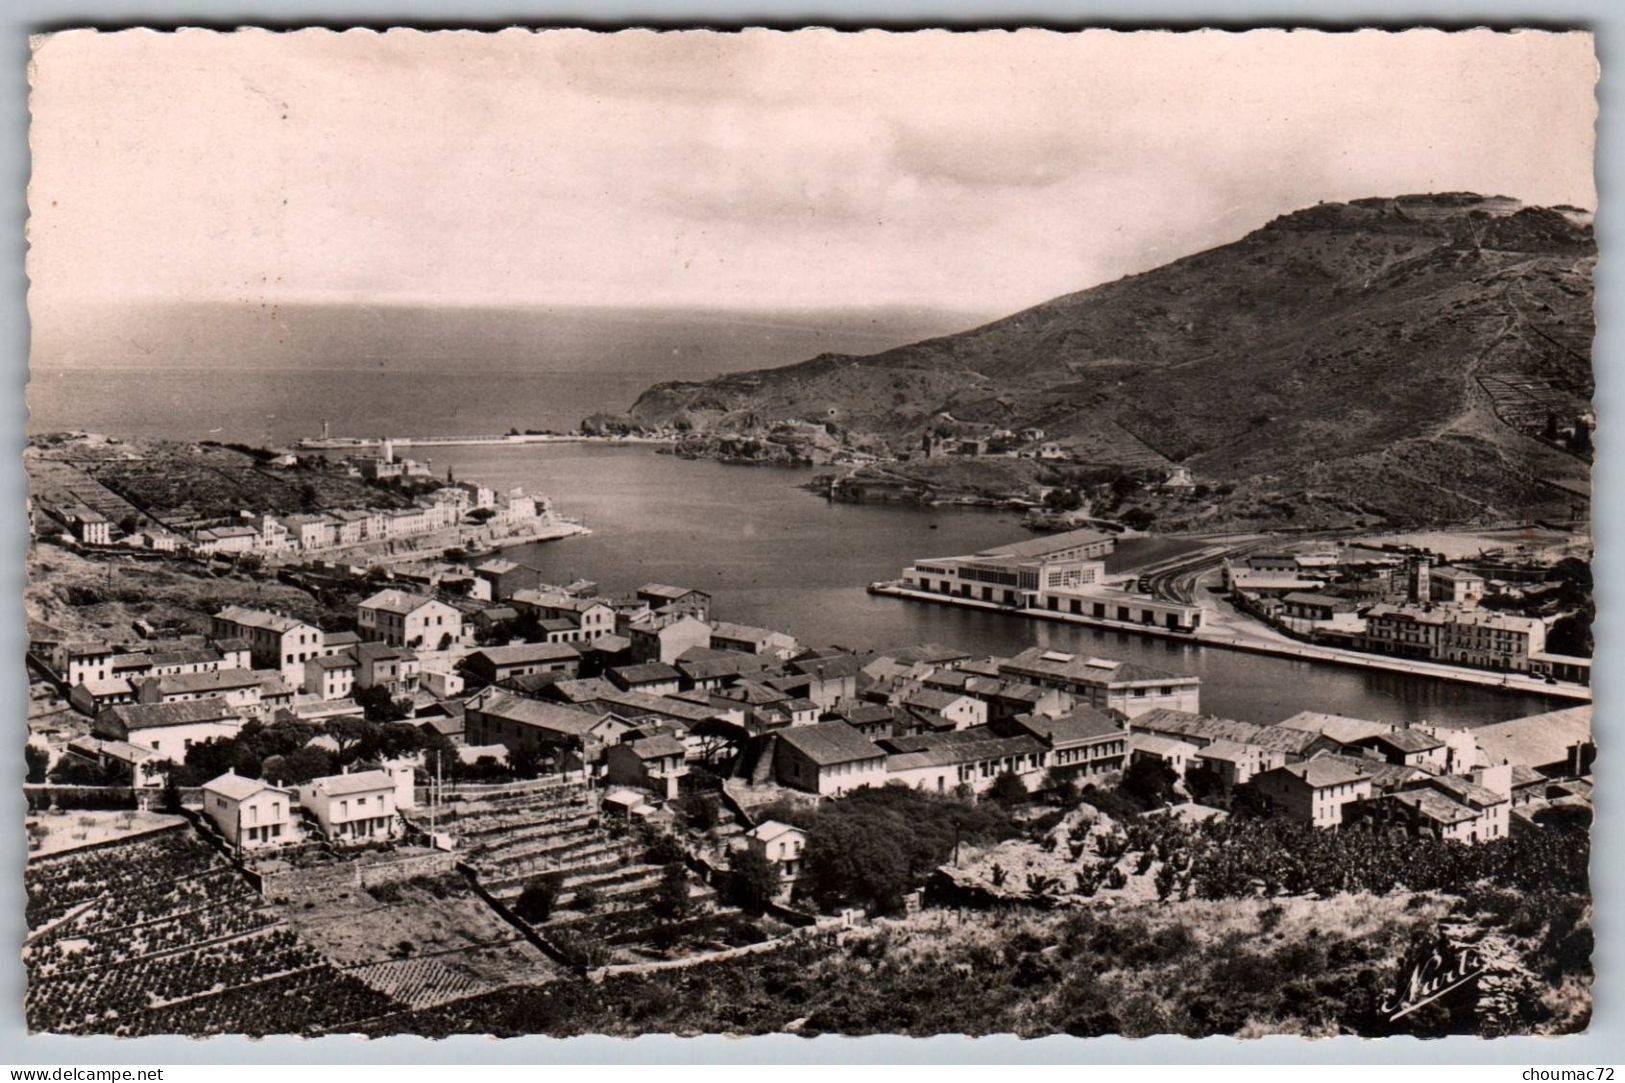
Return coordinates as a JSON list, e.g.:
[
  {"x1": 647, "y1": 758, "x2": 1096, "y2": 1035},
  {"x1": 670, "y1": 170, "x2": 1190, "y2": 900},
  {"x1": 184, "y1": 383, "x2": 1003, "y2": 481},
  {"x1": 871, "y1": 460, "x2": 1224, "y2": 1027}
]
[{"x1": 620, "y1": 193, "x2": 1594, "y2": 527}]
